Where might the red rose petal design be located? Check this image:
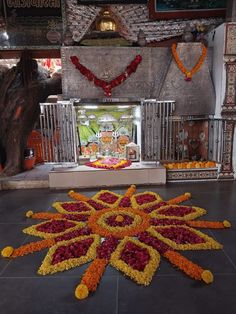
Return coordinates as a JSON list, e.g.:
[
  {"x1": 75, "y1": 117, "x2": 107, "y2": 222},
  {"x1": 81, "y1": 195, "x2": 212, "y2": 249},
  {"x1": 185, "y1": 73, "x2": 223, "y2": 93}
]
[
  {"x1": 155, "y1": 226, "x2": 205, "y2": 245},
  {"x1": 36, "y1": 220, "x2": 76, "y2": 233},
  {"x1": 51, "y1": 238, "x2": 93, "y2": 265},
  {"x1": 120, "y1": 242, "x2": 150, "y2": 271}
]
